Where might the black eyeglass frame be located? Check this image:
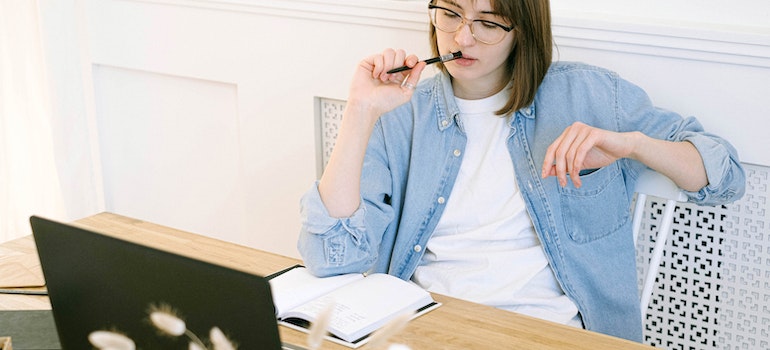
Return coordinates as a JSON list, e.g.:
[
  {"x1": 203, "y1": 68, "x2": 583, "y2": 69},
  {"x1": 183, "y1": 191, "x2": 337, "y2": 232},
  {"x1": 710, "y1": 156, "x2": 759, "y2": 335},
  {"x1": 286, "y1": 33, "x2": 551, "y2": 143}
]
[{"x1": 428, "y1": 3, "x2": 515, "y2": 42}]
